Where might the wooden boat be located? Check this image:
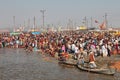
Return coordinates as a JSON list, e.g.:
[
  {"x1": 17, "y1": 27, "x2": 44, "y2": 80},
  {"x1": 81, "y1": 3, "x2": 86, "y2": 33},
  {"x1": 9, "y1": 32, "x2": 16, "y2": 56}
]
[
  {"x1": 59, "y1": 59, "x2": 77, "y2": 66},
  {"x1": 77, "y1": 64, "x2": 116, "y2": 75}
]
